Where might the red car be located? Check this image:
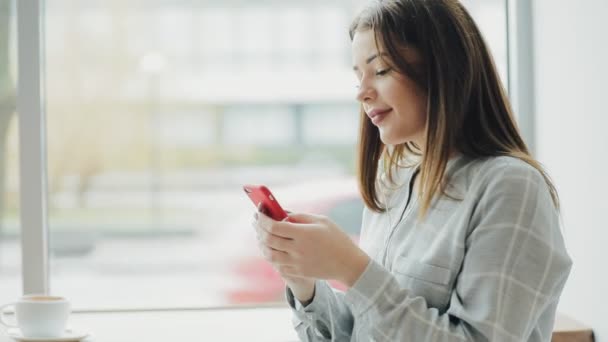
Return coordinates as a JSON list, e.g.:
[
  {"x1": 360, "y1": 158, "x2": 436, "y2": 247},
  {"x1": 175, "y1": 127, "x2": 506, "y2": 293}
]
[{"x1": 227, "y1": 179, "x2": 364, "y2": 304}]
